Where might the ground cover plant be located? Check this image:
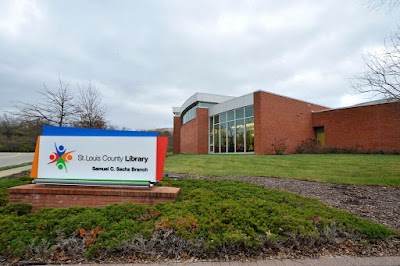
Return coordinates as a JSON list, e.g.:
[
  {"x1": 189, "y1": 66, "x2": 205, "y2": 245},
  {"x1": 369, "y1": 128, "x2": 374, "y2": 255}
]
[
  {"x1": 0, "y1": 173, "x2": 31, "y2": 206},
  {"x1": 0, "y1": 175, "x2": 399, "y2": 264},
  {"x1": 164, "y1": 154, "x2": 400, "y2": 186}
]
